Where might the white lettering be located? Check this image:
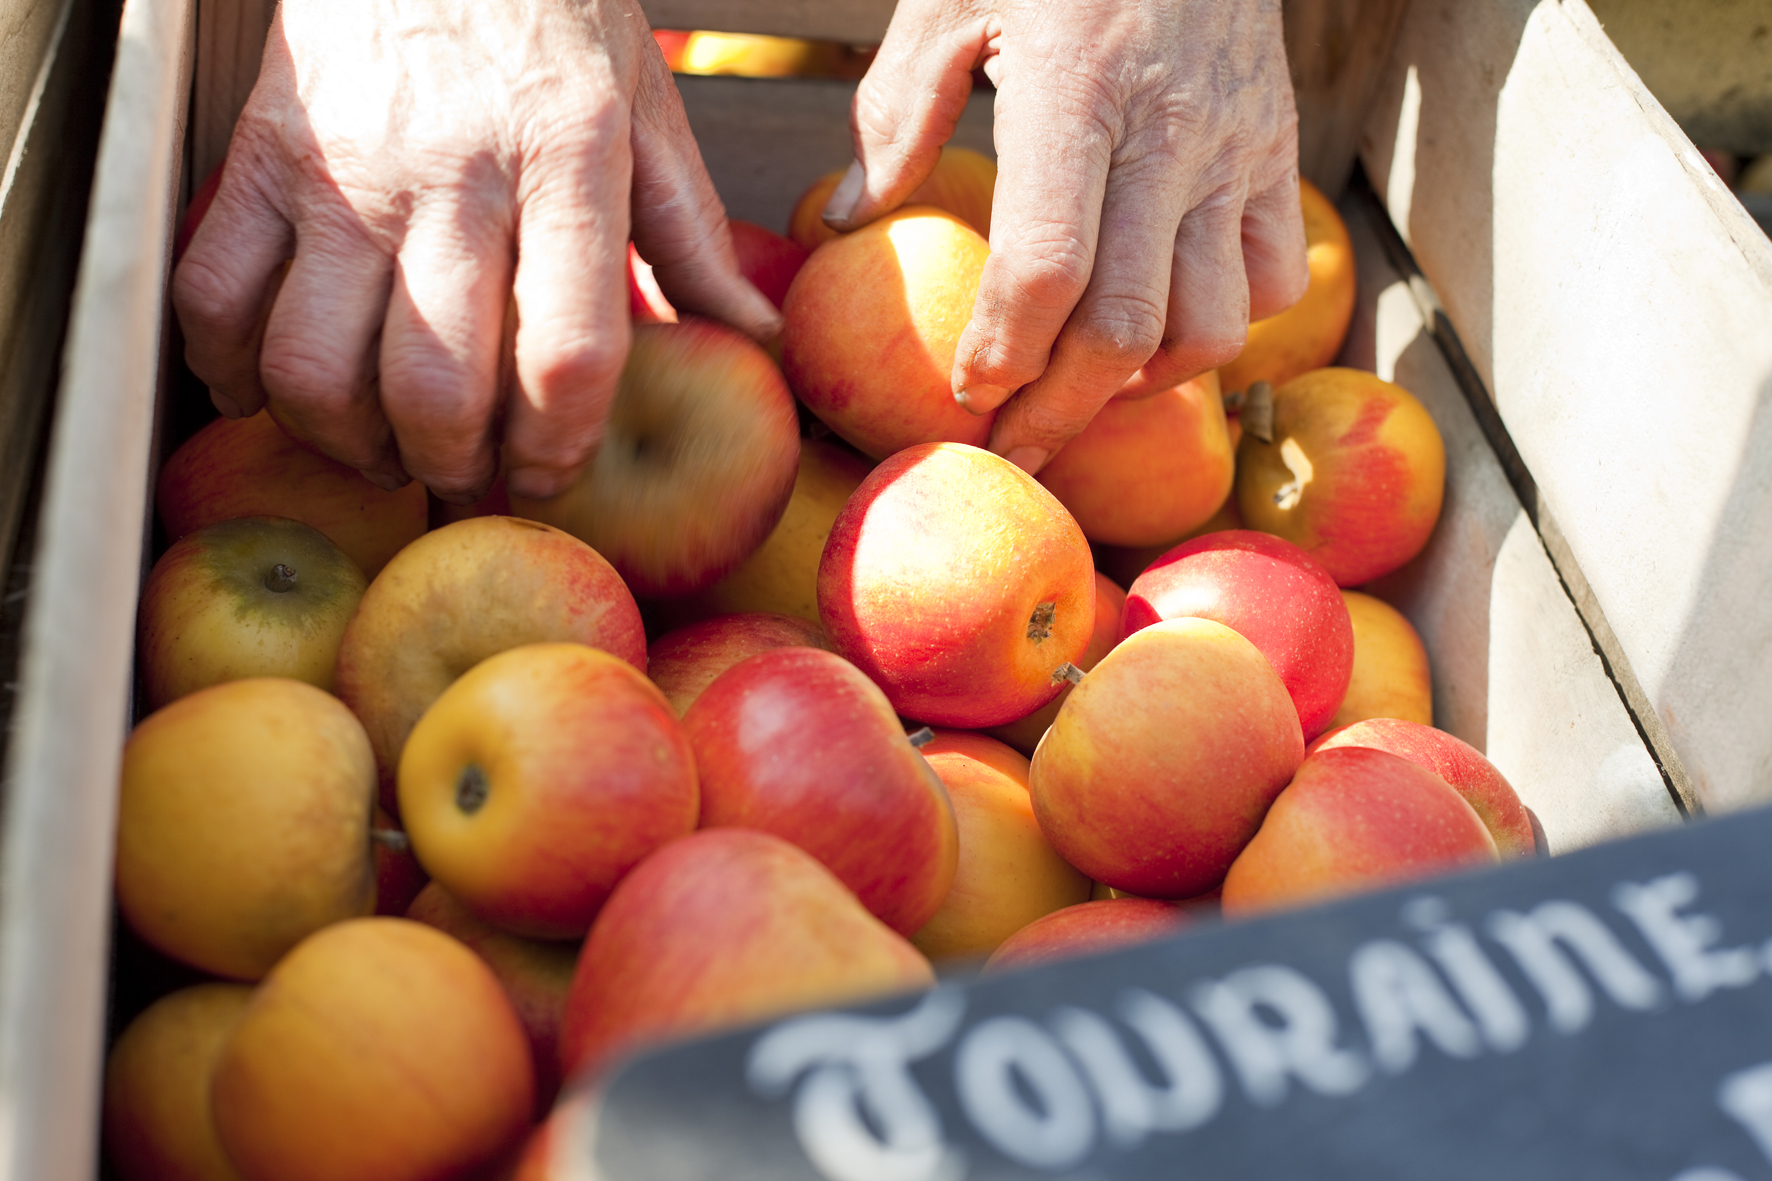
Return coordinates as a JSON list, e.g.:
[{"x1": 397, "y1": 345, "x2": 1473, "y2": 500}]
[
  {"x1": 954, "y1": 1016, "x2": 1096, "y2": 1171},
  {"x1": 1191, "y1": 965, "x2": 1369, "y2": 1107},
  {"x1": 1487, "y1": 902, "x2": 1663, "y2": 1032},
  {"x1": 1718, "y1": 1062, "x2": 1772, "y2": 1165},
  {"x1": 1612, "y1": 874, "x2": 1758, "y2": 1002},
  {"x1": 1348, "y1": 940, "x2": 1482, "y2": 1073},
  {"x1": 1047, "y1": 991, "x2": 1222, "y2": 1147},
  {"x1": 1404, "y1": 897, "x2": 1530, "y2": 1053}
]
